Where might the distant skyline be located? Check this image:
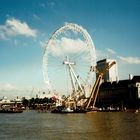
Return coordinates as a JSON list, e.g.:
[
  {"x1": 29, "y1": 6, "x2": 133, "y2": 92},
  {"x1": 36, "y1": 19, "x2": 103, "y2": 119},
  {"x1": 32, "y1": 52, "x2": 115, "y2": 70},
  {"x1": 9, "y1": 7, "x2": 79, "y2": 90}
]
[{"x1": 0, "y1": 0, "x2": 140, "y2": 98}]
